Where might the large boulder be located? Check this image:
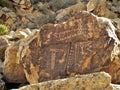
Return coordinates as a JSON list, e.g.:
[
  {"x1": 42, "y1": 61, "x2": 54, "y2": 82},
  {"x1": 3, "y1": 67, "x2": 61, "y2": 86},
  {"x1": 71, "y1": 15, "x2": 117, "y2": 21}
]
[
  {"x1": 4, "y1": 29, "x2": 40, "y2": 83},
  {"x1": 18, "y1": 72, "x2": 114, "y2": 90},
  {"x1": 3, "y1": 11, "x2": 120, "y2": 84}
]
